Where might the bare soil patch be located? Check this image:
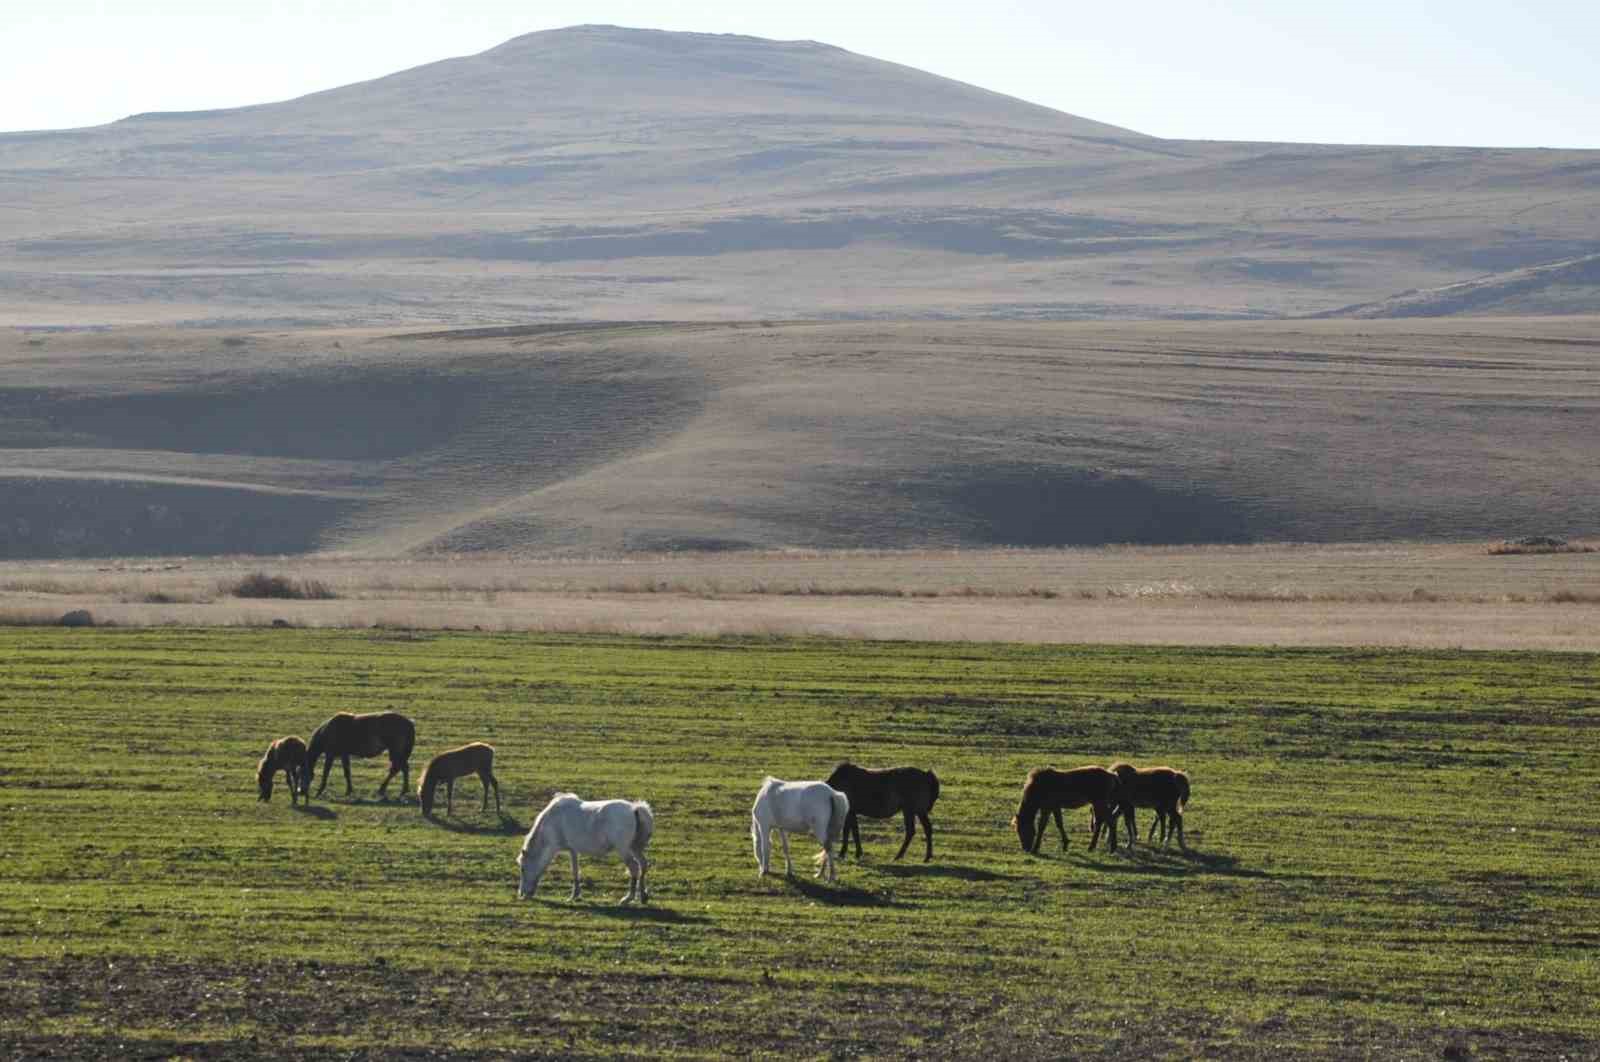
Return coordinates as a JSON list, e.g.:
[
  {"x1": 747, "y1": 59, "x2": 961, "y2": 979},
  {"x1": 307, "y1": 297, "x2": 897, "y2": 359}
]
[{"x1": 4, "y1": 957, "x2": 1587, "y2": 1060}]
